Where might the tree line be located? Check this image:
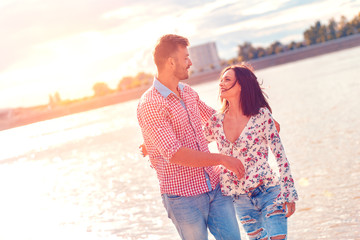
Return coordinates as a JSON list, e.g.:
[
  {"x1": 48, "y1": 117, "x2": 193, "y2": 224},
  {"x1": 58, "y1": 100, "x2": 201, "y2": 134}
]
[
  {"x1": 92, "y1": 11, "x2": 360, "y2": 98},
  {"x1": 49, "y1": 72, "x2": 153, "y2": 106},
  {"x1": 92, "y1": 72, "x2": 153, "y2": 97},
  {"x1": 233, "y1": 12, "x2": 360, "y2": 63},
  {"x1": 51, "y1": 11, "x2": 360, "y2": 105}
]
